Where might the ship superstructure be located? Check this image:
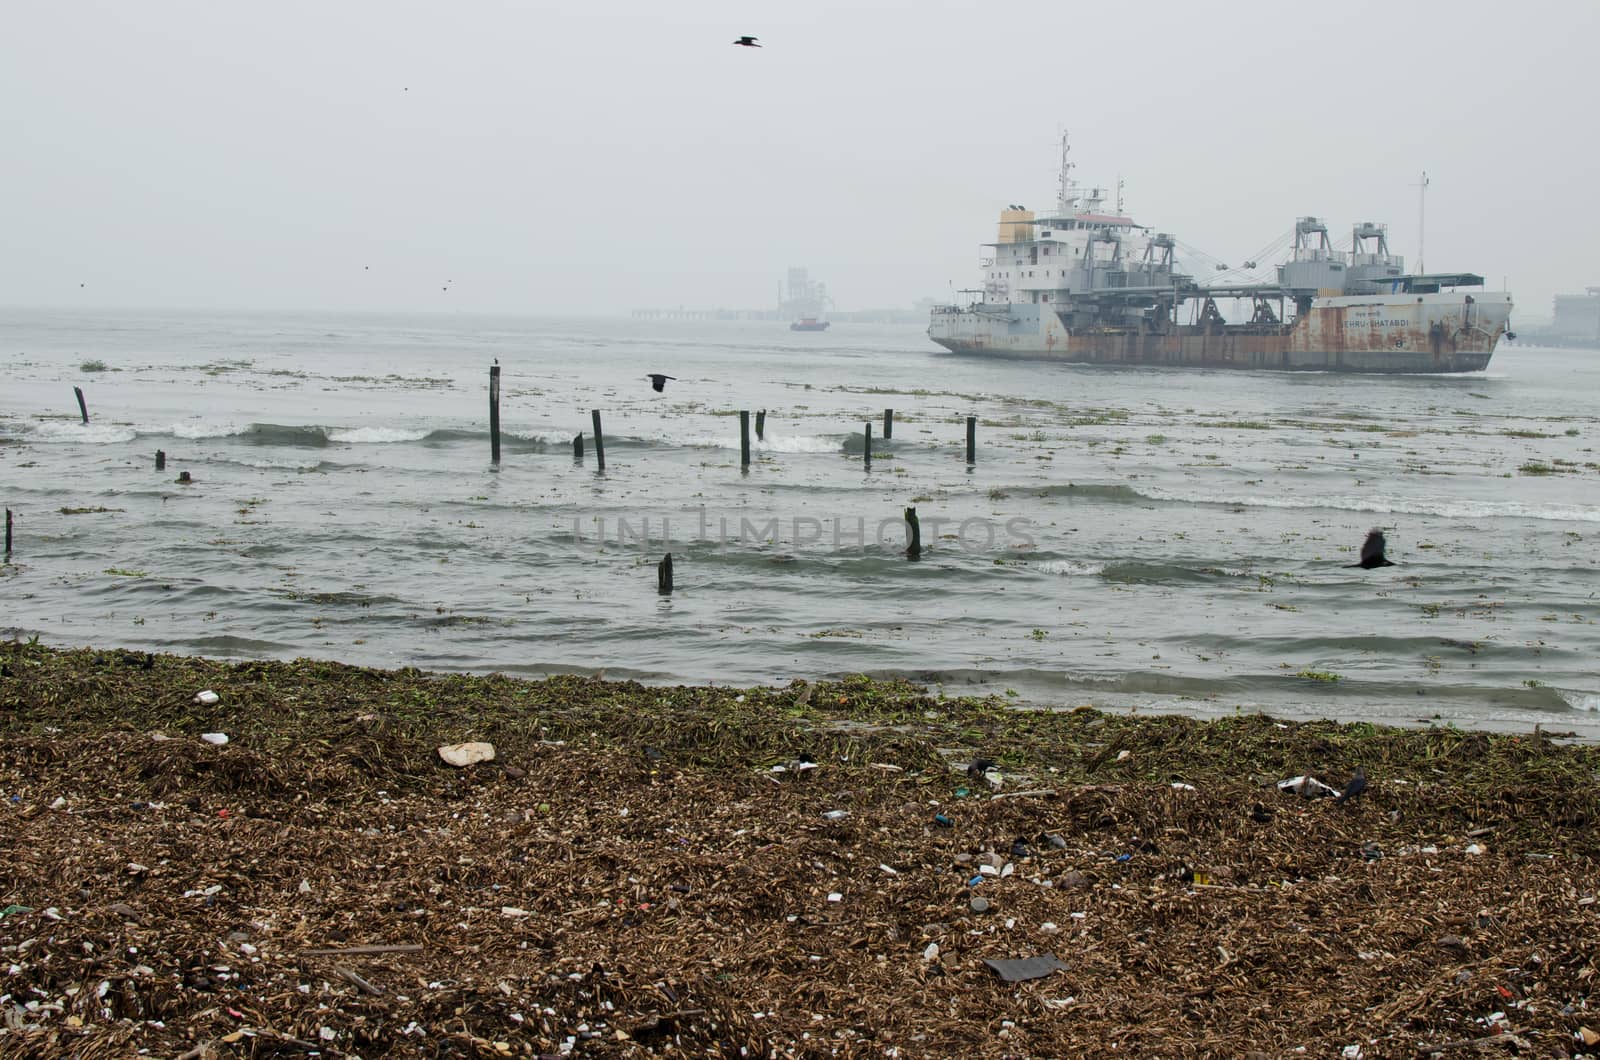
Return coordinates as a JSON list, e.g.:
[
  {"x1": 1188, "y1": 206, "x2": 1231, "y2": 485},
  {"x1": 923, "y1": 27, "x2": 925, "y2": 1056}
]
[{"x1": 928, "y1": 136, "x2": 1512, "y2": 373}]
